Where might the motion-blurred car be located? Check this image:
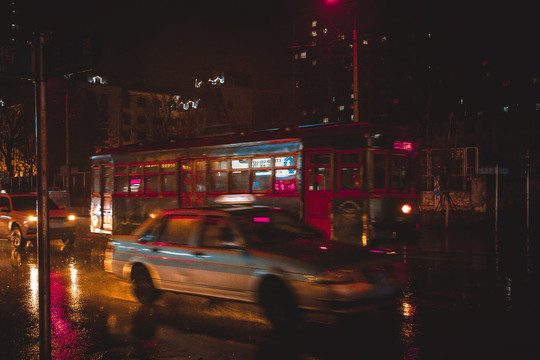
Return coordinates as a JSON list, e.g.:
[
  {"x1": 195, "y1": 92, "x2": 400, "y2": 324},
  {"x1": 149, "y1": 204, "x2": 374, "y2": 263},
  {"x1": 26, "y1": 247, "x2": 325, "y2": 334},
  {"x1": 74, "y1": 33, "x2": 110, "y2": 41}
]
[
  {"x1": 104, "y1": 195, "x2": 406, "y2": 327},
  {"x1": 0, "y1": 193, "x2": 77, "y2": 248}
]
